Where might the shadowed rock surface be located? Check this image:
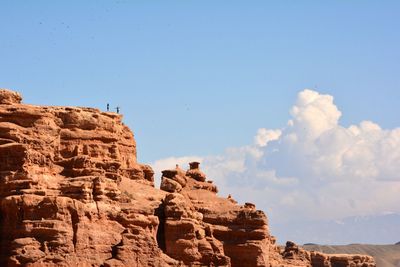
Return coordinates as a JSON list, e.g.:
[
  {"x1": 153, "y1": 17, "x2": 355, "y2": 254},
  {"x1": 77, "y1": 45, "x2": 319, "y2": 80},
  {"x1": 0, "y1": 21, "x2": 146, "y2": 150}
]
[{"x1": 0, "y1": 89, "x2": 376, "y2": 266}]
